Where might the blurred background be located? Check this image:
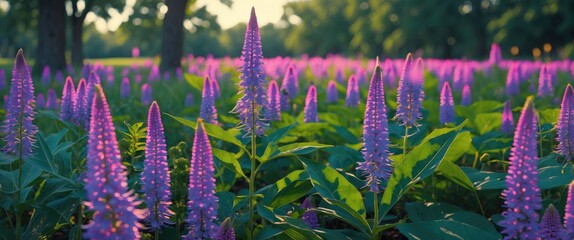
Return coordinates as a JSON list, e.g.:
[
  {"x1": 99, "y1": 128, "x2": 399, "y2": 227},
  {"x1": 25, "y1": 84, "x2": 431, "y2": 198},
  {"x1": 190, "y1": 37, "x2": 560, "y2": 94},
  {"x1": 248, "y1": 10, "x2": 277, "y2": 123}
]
[{"x1": 0, "y1": 0, "x2": 572, "y2": 71}]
